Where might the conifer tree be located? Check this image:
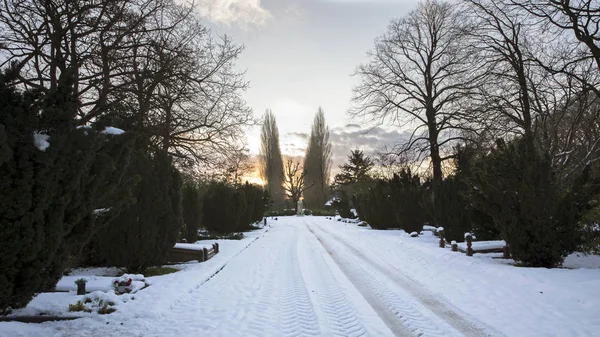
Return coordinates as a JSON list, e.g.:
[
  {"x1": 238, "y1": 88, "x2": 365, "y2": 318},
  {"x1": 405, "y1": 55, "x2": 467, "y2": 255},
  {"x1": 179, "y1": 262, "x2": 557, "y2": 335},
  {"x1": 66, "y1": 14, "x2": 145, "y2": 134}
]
[
  {"x1": 0, "y1": 68, "x2": 134, "y2": 313},
  {"x1": 334, "y1": 150, "x2": 374, "y2": 186},
  {"x1": 389, "y1": 169, "x2": 428, "y2": 233},
  {"x1": 303, "y1": 108, "x2": 332, "y2": 210},
  {"x1": 238, "y1": 183, "x2": 265, "y2": 230},
  {"x1": 332, "y1": 149, "x2": 374, "y2": 219},
  {"x1": 182, "y1": 184, "x2": 202, "y2": 242},
  {"x1": 259, "y1": 110, "x2": 284, "y2": 209},
  {"x1": 96, "y1": 149, "x2": 182, "y2": 274},
  {"x1": 203, "y1": 182, "x2": 245, "y2": 233},
  {"x1": 469, "y1": 139, "x2": 599, "y2": 267}
]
